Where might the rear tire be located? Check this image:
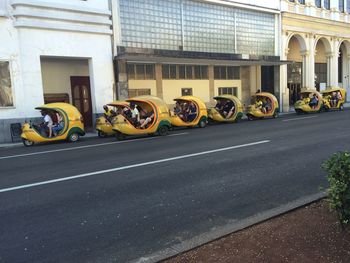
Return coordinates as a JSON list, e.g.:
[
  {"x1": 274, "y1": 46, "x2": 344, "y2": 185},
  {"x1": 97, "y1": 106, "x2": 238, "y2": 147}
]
[
  {"x1": 68, "y1": 133, "x2": 80, "y2": 142},
  {"x1": 247, "y1": 114, "x2": 254, "y2": 121},
  {"x1": 22, "y1": 139, "x2": 34, "y2": 147},
  {"x1": 198, "y1": 119, "x2": 206, "y2": 128},
  {"x1": 158, "y1": 126, "x2": 169, "y2": 136},
  {"x1": 98, "y1": 130, "x2": 107, "y2": 138},
  {"x1": 115, "y1": 132, "x2": 125, "y2": 141},
  {"x1": 339, "y1": 104, "x2": 344, "y2": 111}
]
